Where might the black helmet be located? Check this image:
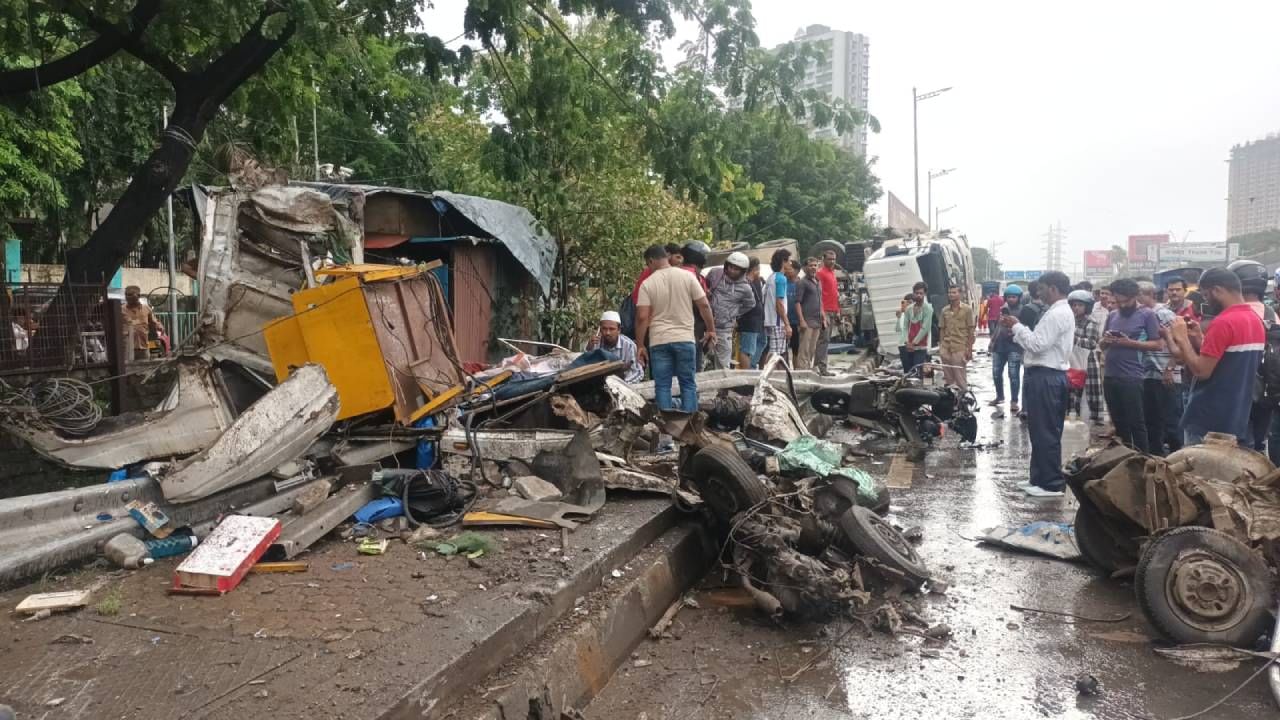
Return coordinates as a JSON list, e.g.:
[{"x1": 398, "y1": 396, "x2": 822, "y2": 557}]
[
  {"x1": 681, "y1": 240, "x2": 710, "y2": 267},
  {"x1": 1228, "y1": 259, "x2": 1269, "y2": 295}
]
